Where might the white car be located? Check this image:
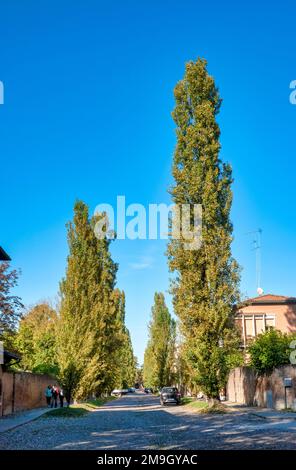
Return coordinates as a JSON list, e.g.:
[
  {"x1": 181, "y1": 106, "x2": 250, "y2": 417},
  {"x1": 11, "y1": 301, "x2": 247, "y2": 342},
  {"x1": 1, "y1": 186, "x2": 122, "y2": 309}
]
[{"x1": 111, "y1": 388, "x2": 129, "y2": 396}]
